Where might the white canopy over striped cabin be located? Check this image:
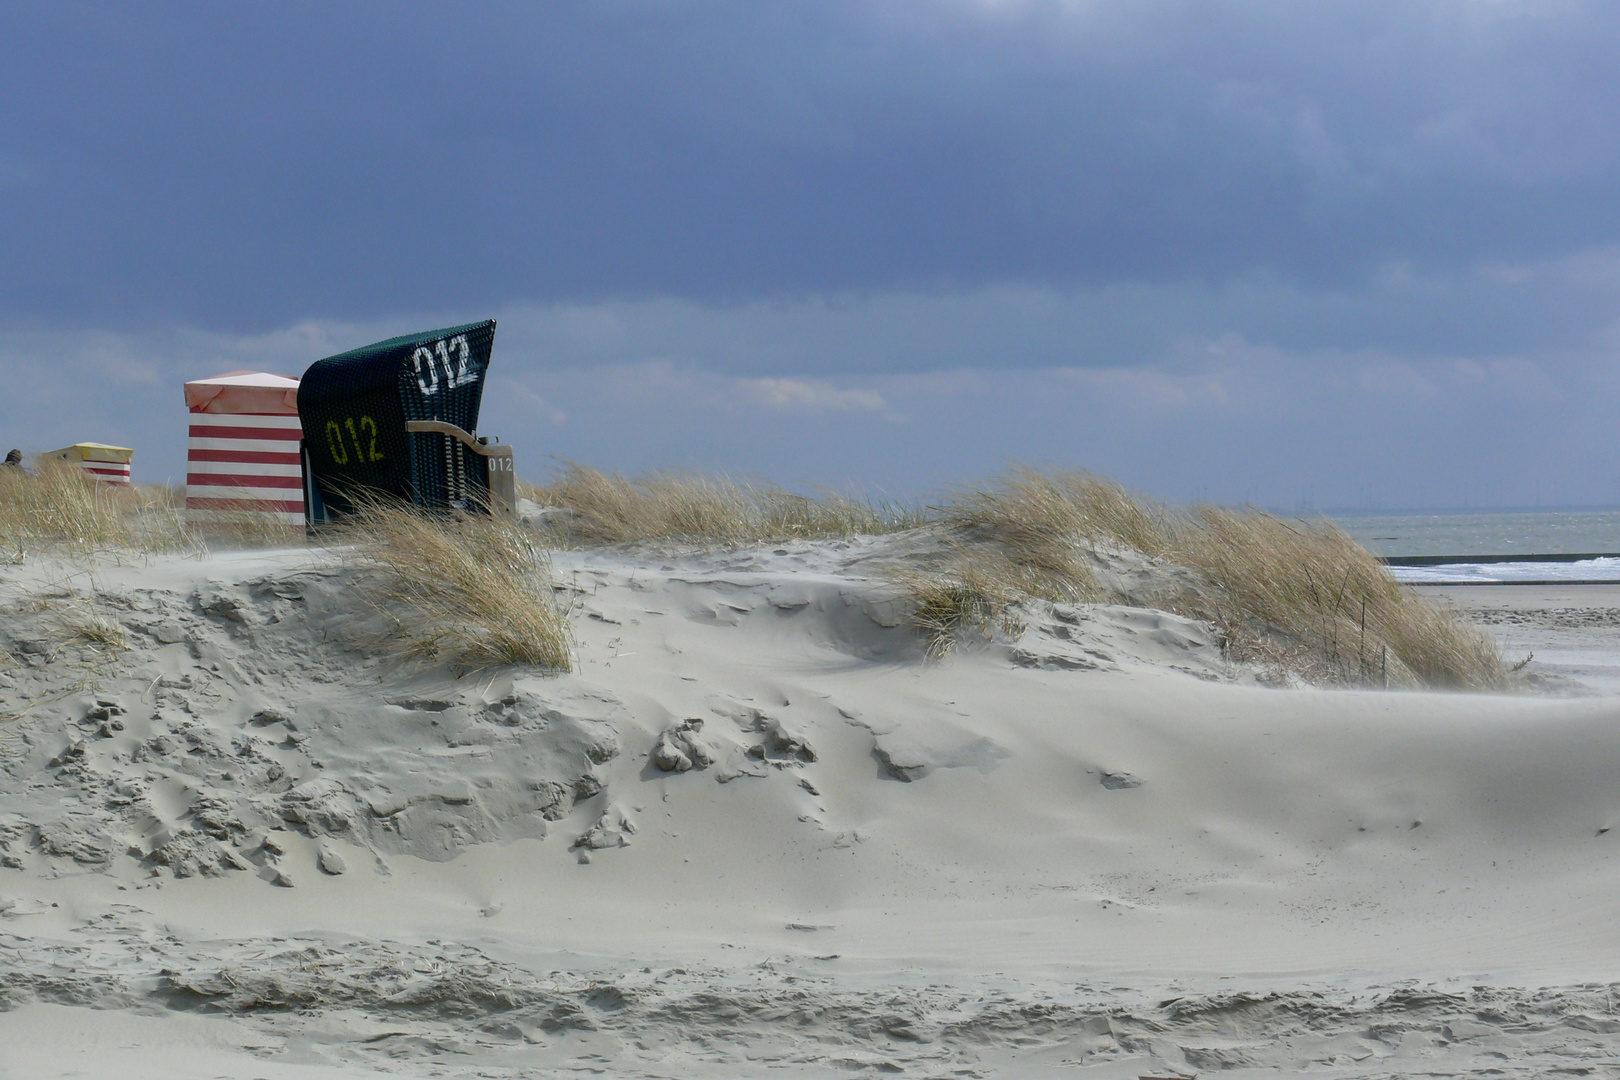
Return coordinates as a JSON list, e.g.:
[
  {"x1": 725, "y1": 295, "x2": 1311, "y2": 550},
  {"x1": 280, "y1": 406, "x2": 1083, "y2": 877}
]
[{"x1": 183, "y1": 371, "x2": 302, "y2": 526}]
